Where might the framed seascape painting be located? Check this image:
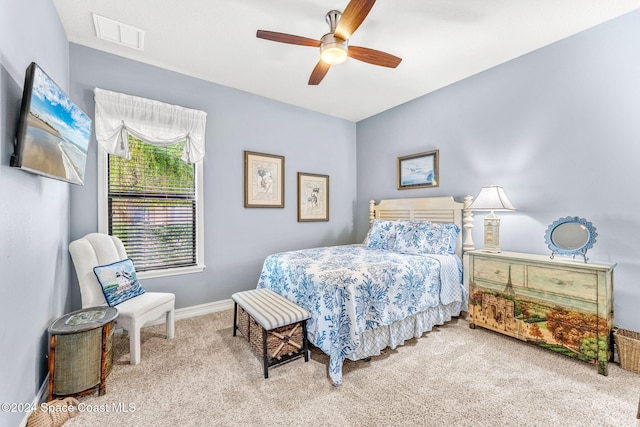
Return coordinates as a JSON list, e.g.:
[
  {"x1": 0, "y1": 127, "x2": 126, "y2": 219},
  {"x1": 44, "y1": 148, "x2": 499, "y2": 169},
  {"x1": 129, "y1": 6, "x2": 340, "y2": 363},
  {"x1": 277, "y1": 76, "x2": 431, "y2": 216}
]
[
  {"x1": 397, "y1": 149, "x2": 439, "y2": 190},
  {"x1": 297, "y1": 172, "x2": 329, "y2": 222},
  {"x1": 244, "y1": 151, "x2": 284, "y2": 208}
]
